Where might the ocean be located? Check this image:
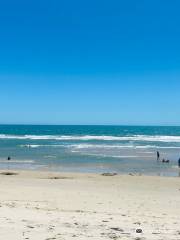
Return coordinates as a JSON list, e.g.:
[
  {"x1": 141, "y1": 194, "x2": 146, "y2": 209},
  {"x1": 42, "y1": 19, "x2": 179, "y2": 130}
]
[{"x1": 0, "y1": 125, "x2": 180, "y2": 176}]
